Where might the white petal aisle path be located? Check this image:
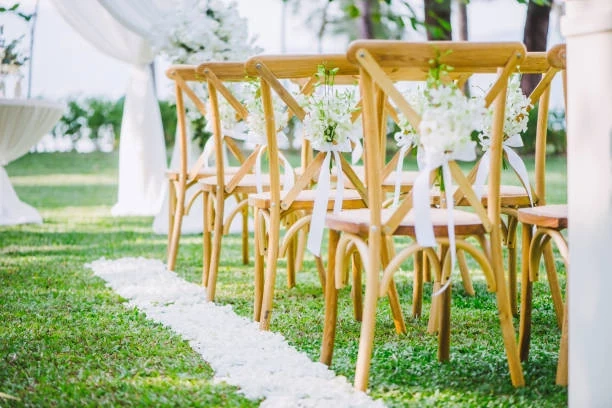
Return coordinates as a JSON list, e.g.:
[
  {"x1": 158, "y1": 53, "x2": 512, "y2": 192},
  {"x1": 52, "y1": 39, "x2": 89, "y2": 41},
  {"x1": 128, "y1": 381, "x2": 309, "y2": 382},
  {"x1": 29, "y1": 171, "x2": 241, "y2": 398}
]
[{"x1": 87, "y1": 257, "x2": 385, "y2": 408}]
